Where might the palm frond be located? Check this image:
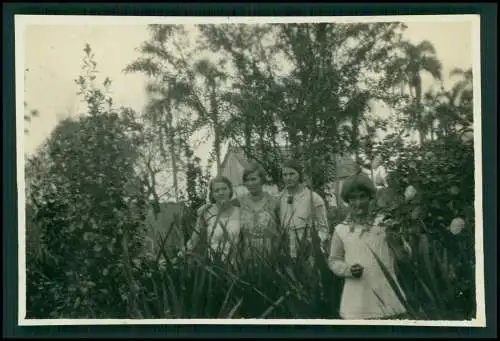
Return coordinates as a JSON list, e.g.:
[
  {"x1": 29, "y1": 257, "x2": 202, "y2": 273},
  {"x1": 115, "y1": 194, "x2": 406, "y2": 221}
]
[
  {"x1": 420, "y1": 56, "x2": 443, "y2": 81},
  {"x1": 416, "y1": 40, "x2": 438, "y2": 55}
]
